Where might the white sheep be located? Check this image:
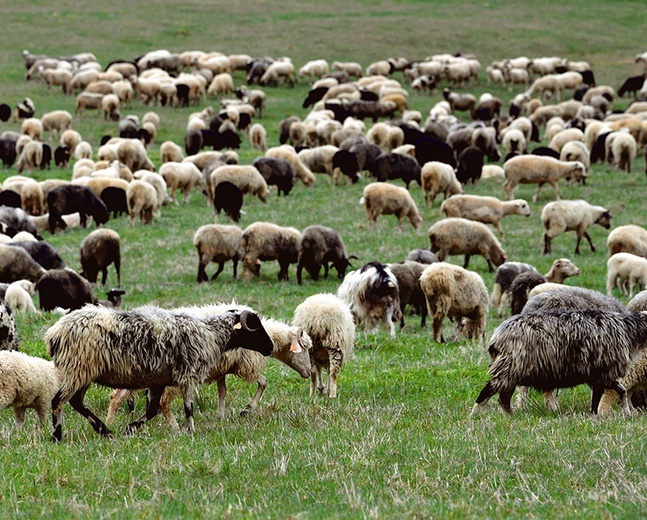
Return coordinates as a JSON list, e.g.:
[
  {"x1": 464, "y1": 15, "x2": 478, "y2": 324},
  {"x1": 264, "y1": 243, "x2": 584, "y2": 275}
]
[
  {"x1": 207, "y1": 73, "x2": 235, "y2": 97},
  {"x1": 481, "y1": 165, "x2": 505, "y2": 180},
  {"x1": 4, "y1": 280, "x2": 36, "y2": 313},
  {"x1": 501, "y1": 128, "x2": 527, "y2": 154},
  {"x1": 607, "y1": 253, "x2": 647, "y2": 298},
  {"x1": 420, "y1": 262, "x2": 489, "y2": 343},
  {"x1": 607, "y1": 225, "x2": 647, "y2": 258},
  {"x1": 331, "y1": 61, "x2": 363, "y2": 78},
  {"x1": 160, "y1": 141, "x2": 184, "y2": 164},
  {"x1": 548, "y1": 128, "x2": 585, "y2": 153},
  {"x1": 209, "y1": 164, "x2": 269, "y2": 204},
  {"x1": 297, "y1": 145, "x2": 340, "y2": 180},
  {"x1": 126, "y1": 179, "x2": 157, "y2": 225},
  {"x1": 609, "y1": 132, "x2": 637, "y2": 173},
  {"x1": 559, "y1": 140, "x2": 590, "y2": 173},
  {"x1": 41, "y1": 110, "x2": 73, "y2": 139},
  {"x1": 193, "y1": 224, "x2": 244, "y2": 282},
  {"x1": 420, "y1": 161, "x2": 463, "y2": 207},
  {"x1": 293, "y1": 293, "x2": 355, "y2": 398},
  {"x1": 20, "y1": 118, "x2": 43, "y2": 140},
  {"x1": 298, "y1": 59, "x2": 329, "y2": 83},
  {"x1": 60, "y1": 129, "x2": 82, "y2": 153},
  {"x1": 440, "y1": 195, "x2": 530, "y2": 238},
  {"x1": 503, "y1": 155, "x2": 587, "y2": 202},
  {"x1": 360, "y1": 182, "x2": 423, "y2": 230},
  {"x1": 75, "y1": 92, "x2": 104, "y2": 116},
  {"x1": 159, "y1": 161, "x2": 203, "y2": 204},
  {"x1": 266, "y1": 145, "x2": 316, "y2": 186},
  {"x1": 541, "y1": 199, "x2": 612, "y2": 255},
  {"x1": 0, "y1": 351, "x2": 59, "y2": 428},
  {"x1": 249, "y1": 123, "x2": 267, "y2": 152}
]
